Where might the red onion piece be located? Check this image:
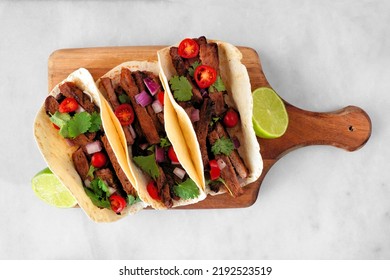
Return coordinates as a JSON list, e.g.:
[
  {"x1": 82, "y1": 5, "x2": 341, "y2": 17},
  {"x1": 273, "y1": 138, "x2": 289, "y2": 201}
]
[
  {"x1": 129, "y1": 125, "x2": 136, "y2": 139},
  {"x1": 85, "y1": 140, "x2": 102, "y2": 154},
  {"x1": 135, "y1": 90, "x2": 153, "y2": 107},
  {"x1": 217, "y1": 159, "x2": 227, "y2": 170},
  {"x1": 190, "y1": 109, "x2": 200, "y2": 123},
  {"x1": 84, "y1": 179, "x2": 91, "y2": 188},
  {"x1": 171, "y1": 160, "x2": 180, "y2": 165},
  {"x1": 143, "y1": 78, "x2": 159, "y2": 96},
  {"x1": 108, "y1": 187, "x2": 116, "y2": 195},
  {"x1": 140, "y1": 143, "x2": 149, "y2": 150},
  {"x1": 232, "y1": 137, "x2": 241, "y2": 149},
  {"x1": 151, "y1": 100, "x2": 163, "y2": 113},
  {"x1": 173, "y1": 167, "x2": 186, "y2": 179},
  {"x1": 155, "y1": 145, "x2": 165, "y2": 163},
  {"x1": 75, "y1": 105, "x2": 85, "y2": 113}
]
